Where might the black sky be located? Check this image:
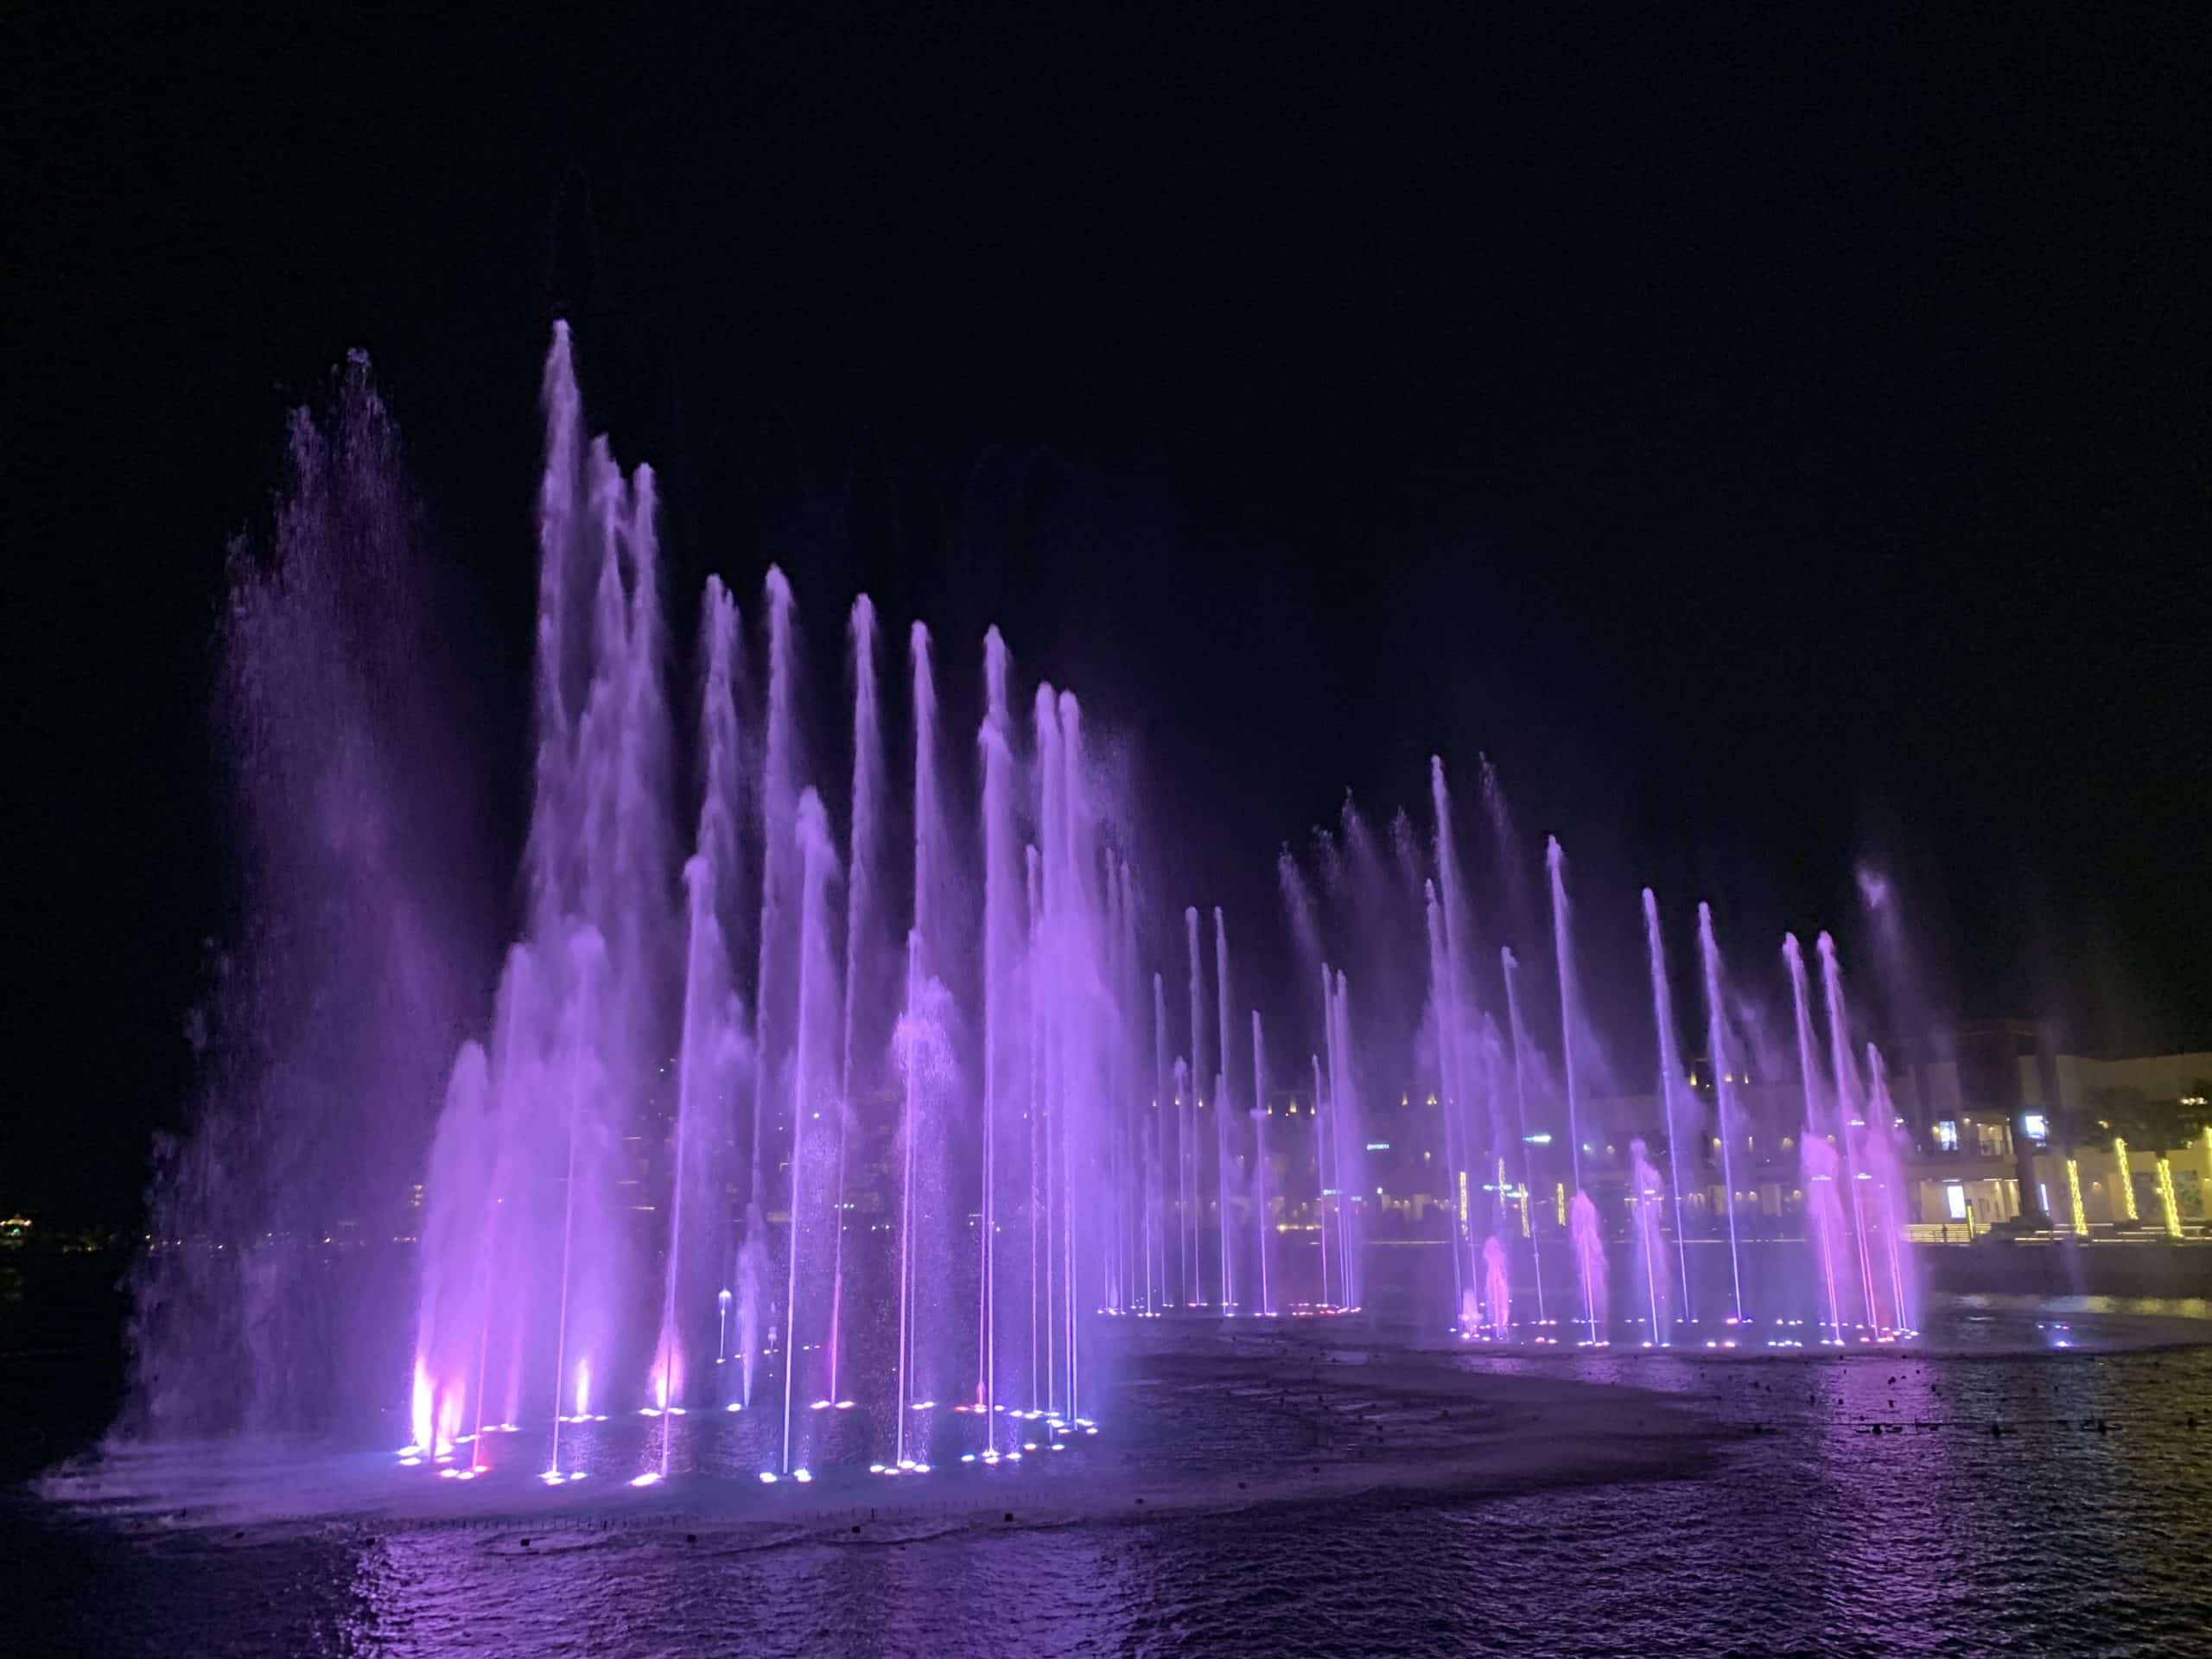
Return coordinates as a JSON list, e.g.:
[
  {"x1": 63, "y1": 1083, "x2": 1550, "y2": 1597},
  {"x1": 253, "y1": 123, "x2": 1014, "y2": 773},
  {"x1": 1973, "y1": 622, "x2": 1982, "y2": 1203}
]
[{"x1": 10, "y1": 6, "x2": 2208, "y2": 1223}]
